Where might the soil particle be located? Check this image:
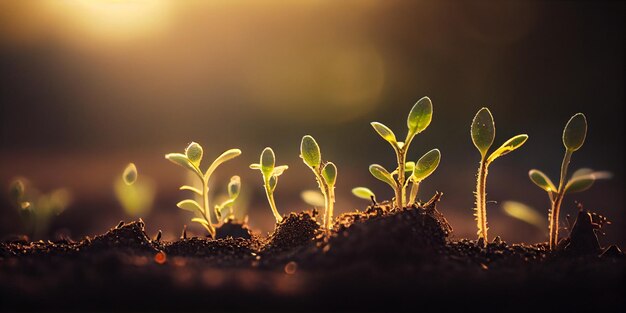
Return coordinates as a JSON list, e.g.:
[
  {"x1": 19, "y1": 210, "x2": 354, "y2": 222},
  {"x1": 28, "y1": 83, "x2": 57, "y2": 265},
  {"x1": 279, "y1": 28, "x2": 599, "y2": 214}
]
[
  {"x1": 215, "y1": 218, "x2": 253, "y2": 239},
  {"x1": 564, "y1": 209, "x2": 601, "y2": 255},
  {"x1": 261, "y1": 210, "x2": 320, "y2": 253}
]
